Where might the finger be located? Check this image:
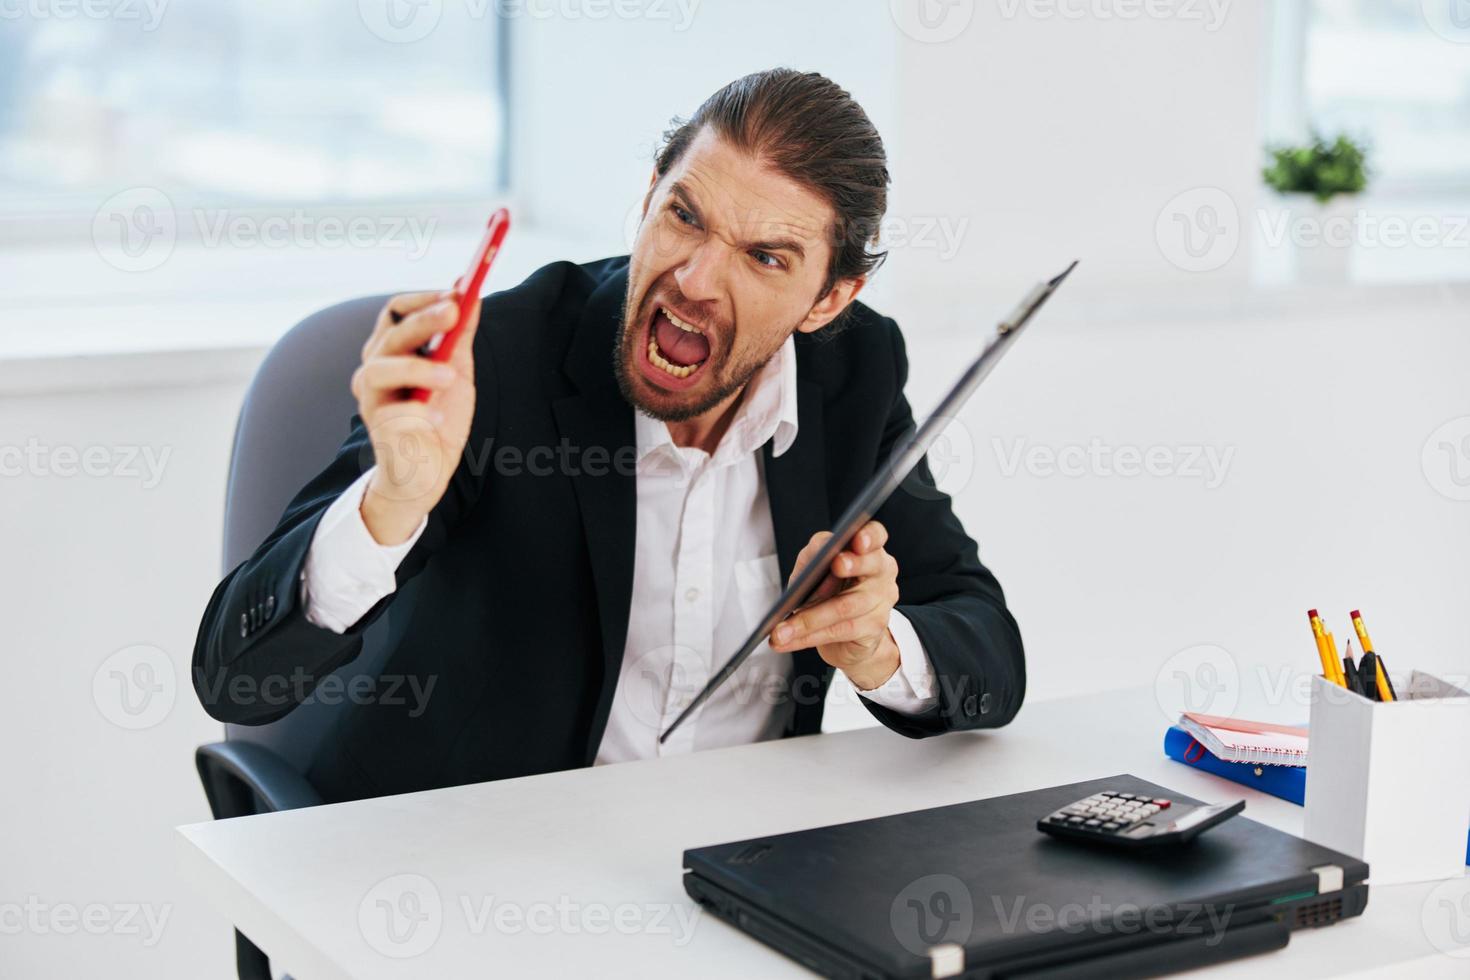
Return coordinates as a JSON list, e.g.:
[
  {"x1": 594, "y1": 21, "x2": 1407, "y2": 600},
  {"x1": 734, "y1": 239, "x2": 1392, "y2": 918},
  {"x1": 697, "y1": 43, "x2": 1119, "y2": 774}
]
[
  {"x1": 788, "y1": 532, "x2": 841, "y2": 607},
  {"x1": 374, "y1": 298, "x2": 461, "y2": 360},
  {"x1": 801, "y1": 573, "x2": 845, "y2": 608},
  {"x1": 785, "y1": 609, "x2": 892, "y2": 651},
  {"x1": 353, "y1": 356, "x2": 458, "y2": 412},
  {"x1": 830, "y1": 547, "x2": 894, "y2": 581},
  {"x1": 367, "y1": 291, "x2": 454, "y2": 357},
  {"x1": 788, "y1": 536, "x2": 837, "y2": 584},
  {"x1": 771, "y1": 589, "x2": 881, "y2": 651},
  {"x1": 851, "y1": 520, "x2": 889, "y2": 555},
  {"x1": 788, "y1": 531, "x2": 833, "y2": 579},
  {"x1": 448, "y1": 295, "x2": 482, "y2": 373},
  {"x1": 369, "y1": 398, "x2": 442, "y2": 433}
]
